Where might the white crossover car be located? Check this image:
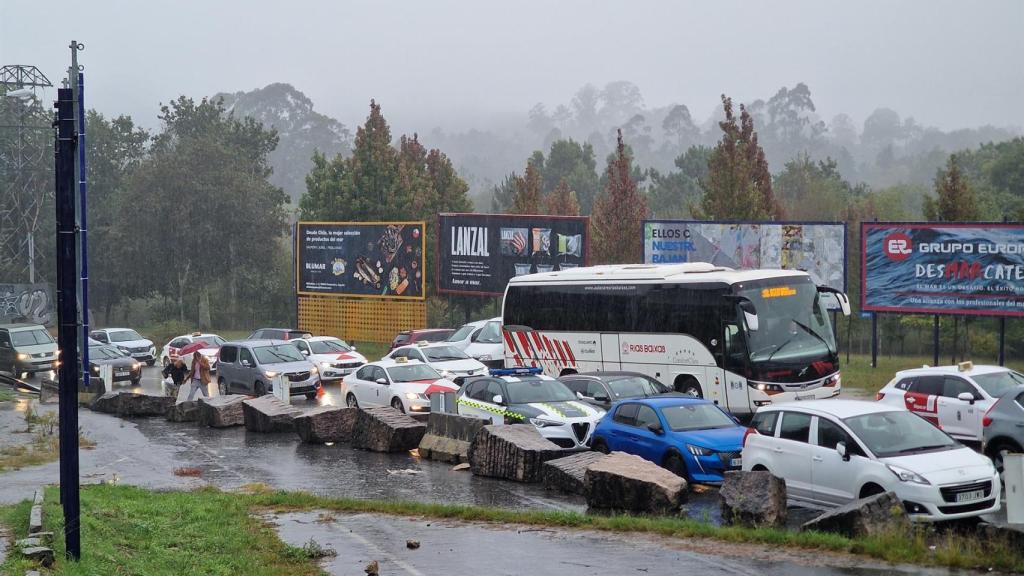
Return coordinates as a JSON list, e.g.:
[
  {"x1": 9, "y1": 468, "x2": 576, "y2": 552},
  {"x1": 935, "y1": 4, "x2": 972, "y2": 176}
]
[
  {"x1": 876, "y1": 362, "x2": 1024, "y2": 442},
  {"x1": 456, "y1": 367, "x2": 605, "y2": 450},
  {"x1": 292, "y1": 336, "x2": 367, "y2": 382},
  {"x1": 340, "y1": 358, "x2": 458, "y2": 414},
  {"x1": 446, "y1": 317, "x2": 504, "y2": 369},
  {"x1": 386, "y1": 343, "x2": 488, "y2": 385},
  {"x1": 90, "y1": 328, "x2": 156, "y2": 366},
  {"x1": 742, "y1": 399, "x2": 1000, "y2": 521}
]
